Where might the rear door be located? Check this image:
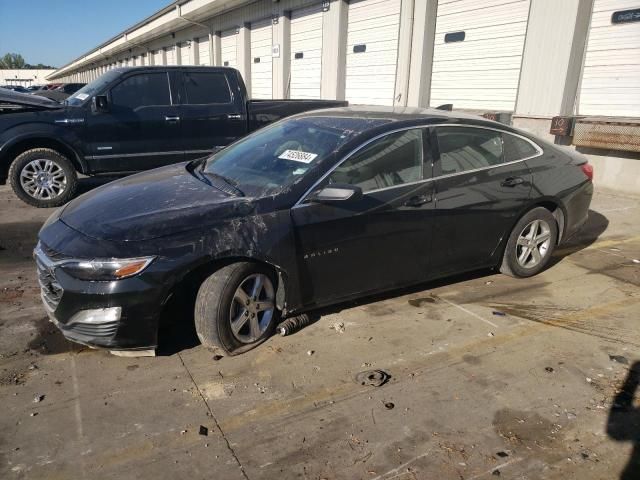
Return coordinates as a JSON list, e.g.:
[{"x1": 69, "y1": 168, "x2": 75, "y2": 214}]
[
  {"x1": 291, "y1": 128, "x2": 435, "y2": 306},
  {"x1": 85, "y1": 71, "x2": 183, "y2": 172},
  {"x1": 178, "y1": 69, "x2": 247, "y2": 160},
  {"x1": 430, "y1": 125, "x2": 536, "y2": 275}
]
